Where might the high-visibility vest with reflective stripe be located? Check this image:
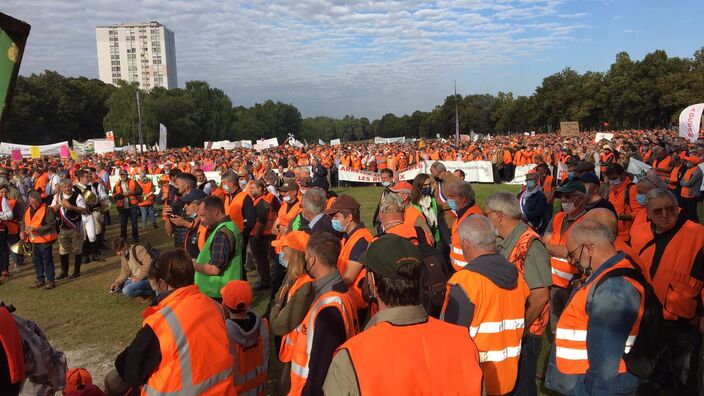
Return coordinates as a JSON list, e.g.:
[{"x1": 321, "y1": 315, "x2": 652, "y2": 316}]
[
  {"x1": 225, "y1": 191, "x2": 248, "y2": 232},
  {"x1": 229, "y1": 317, "x2": 269, "y2": 396},
  {"x1": 337, "y1": 317, "x2": 483, "y2": 395},
  {"x1": 631, "y1": 218, "x2": 704, "y2": 320},
  {"x1": 141, "y1": 285, "x2": 236, "y2": 396},
  {"x1": 547, "y1": 212, "x2": 584, "y2": 288},
  {"x1": 506, "y1": 226, "x2": 549, "y2": 336},
  {"x1": 450, "y1": 205, "x2": 483, "y2": 271},
  {"x1": 338, "y1": 227, "x2": 373, "y2": 310},
  {"x1": 554, "y1": 257, "x2": 644, "y2": 374},
  {"x1": 273, "y1": 201, "x2": 302, "y2": 254},
  {"x1": 24, "y1": 204, "x2": 57, "y2": 244},
  {"x1": 0, "y1": 306, "x2": 25, "y2": 385},
  {"x1": 278, "y1": 274, "x2": 315, "y2": 363},
  {"x1": 289, "y1": 290, "x2": 357, "y2": 395},
  {"x1": 445, "y1": 266, "x2": 529, "y2": 395}
]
